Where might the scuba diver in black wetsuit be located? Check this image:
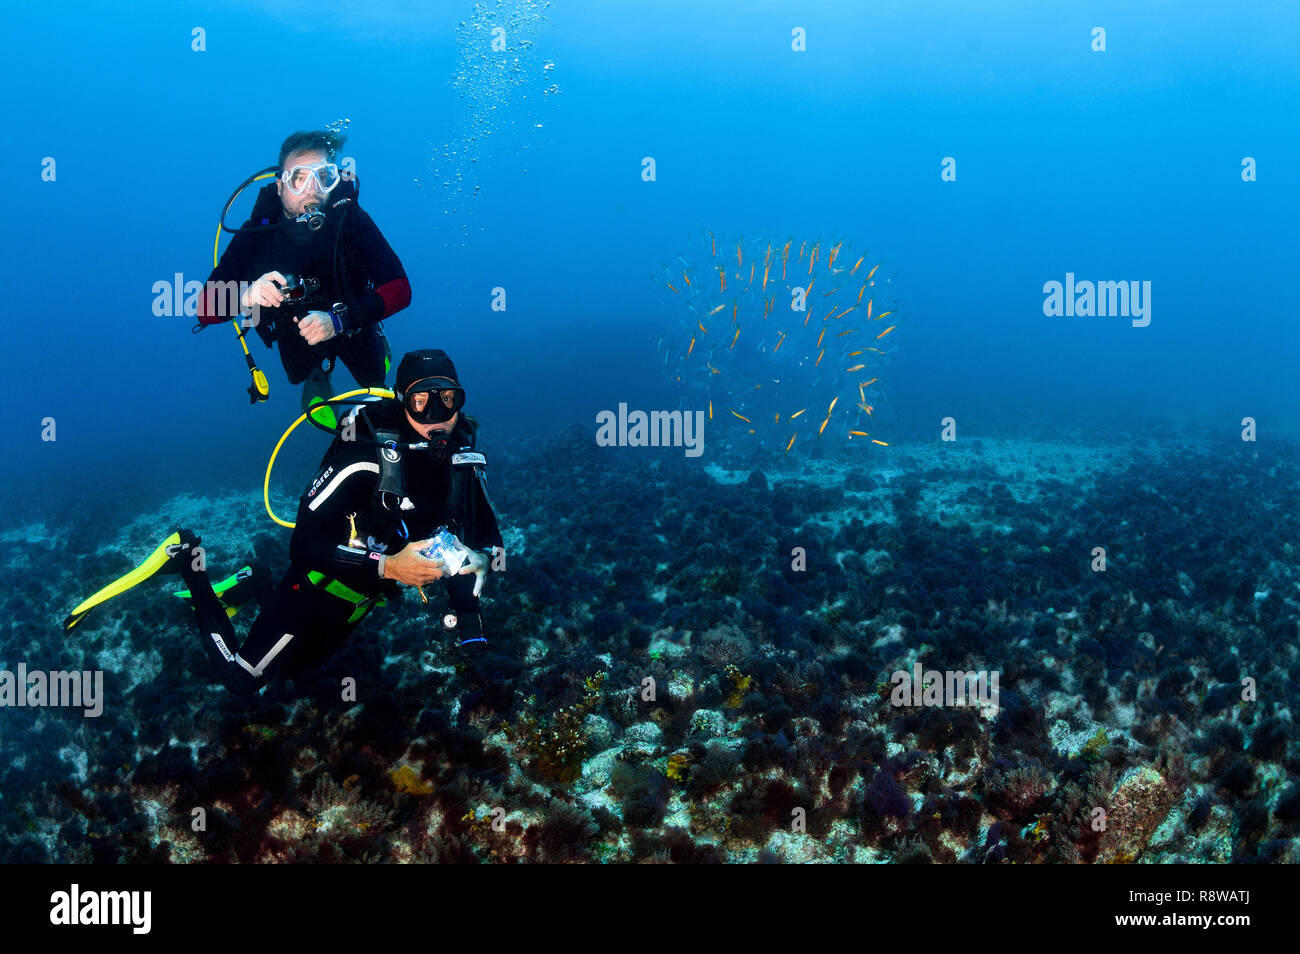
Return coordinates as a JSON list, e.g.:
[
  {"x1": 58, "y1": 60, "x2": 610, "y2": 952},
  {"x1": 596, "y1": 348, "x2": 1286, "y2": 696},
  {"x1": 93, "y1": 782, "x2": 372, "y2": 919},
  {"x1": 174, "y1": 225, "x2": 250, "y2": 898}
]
[
  {"x1": 63, "y1": 350, "x2": 505, "y2": 697},
  {"x1": 197, "y1": 129, "x2": 412, "y2": 421}
]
